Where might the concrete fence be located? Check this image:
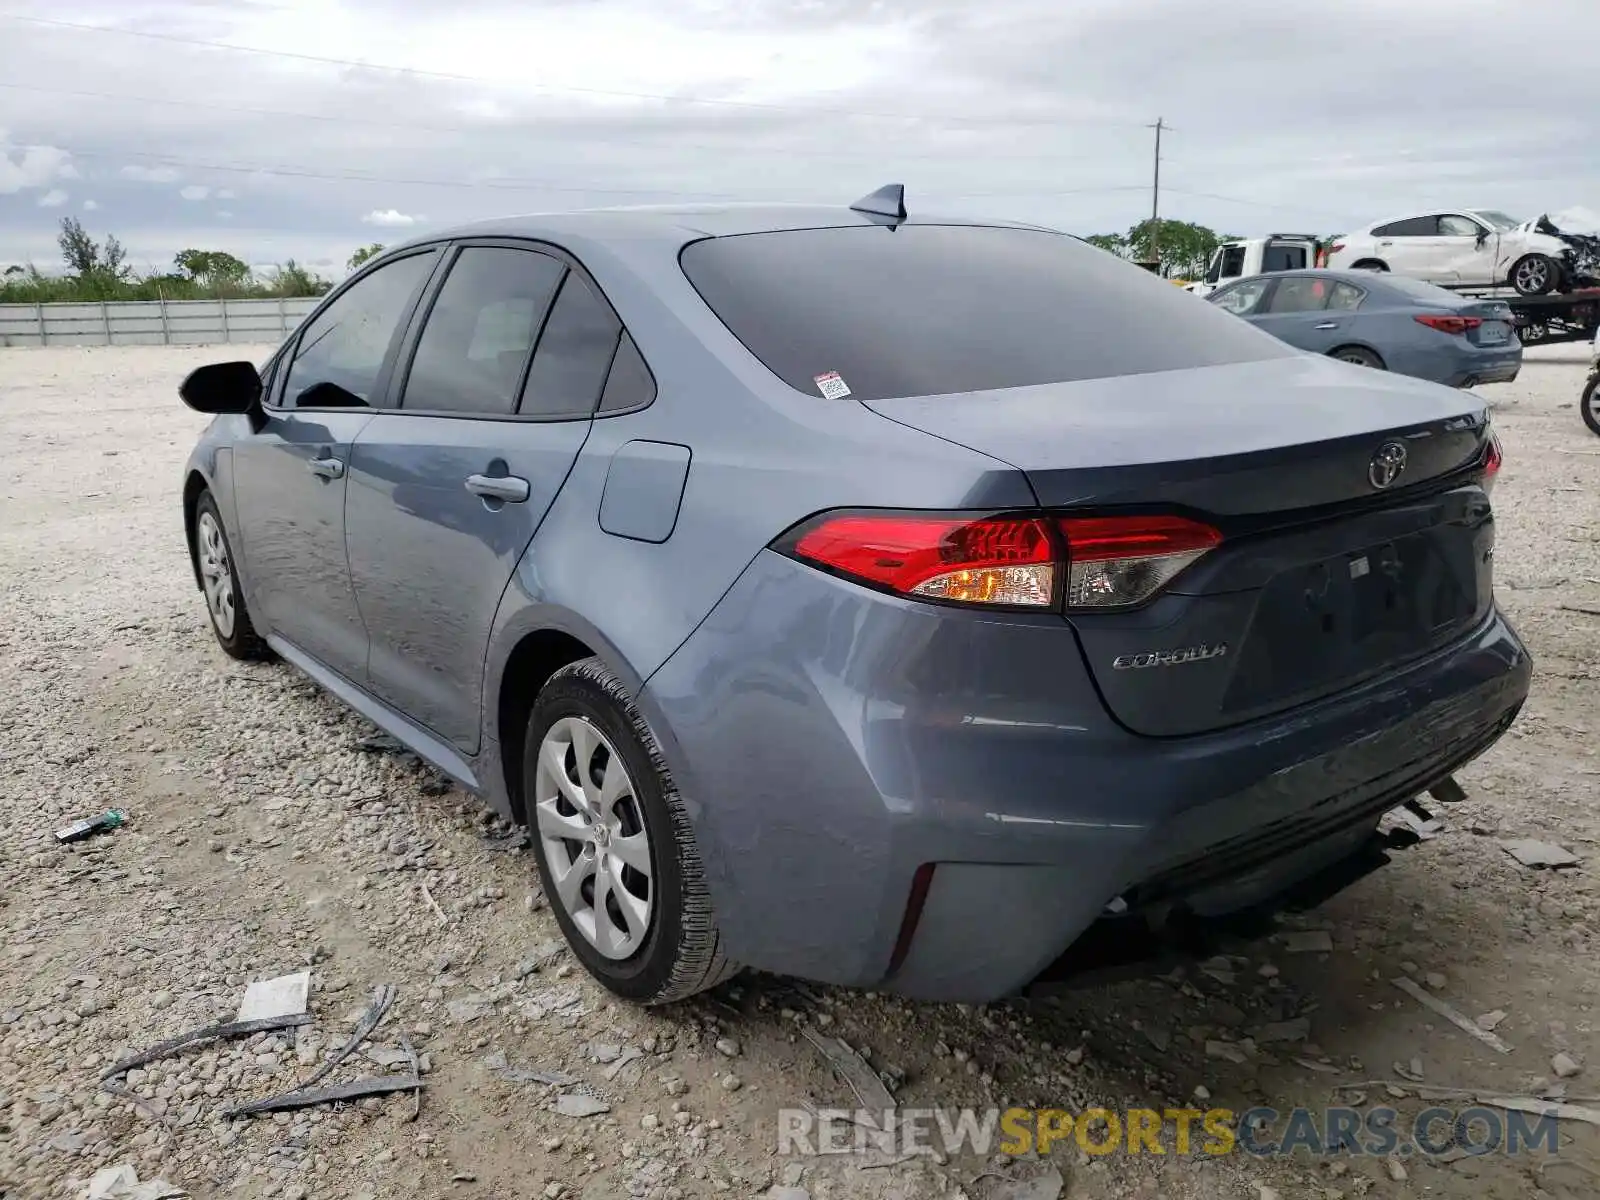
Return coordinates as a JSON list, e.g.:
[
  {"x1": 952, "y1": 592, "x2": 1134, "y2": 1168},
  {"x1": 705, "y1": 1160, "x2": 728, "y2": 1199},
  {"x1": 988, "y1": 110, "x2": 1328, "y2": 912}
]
[{"x1": 0, "y1": 297, "x2": 321, "y2": 348}]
